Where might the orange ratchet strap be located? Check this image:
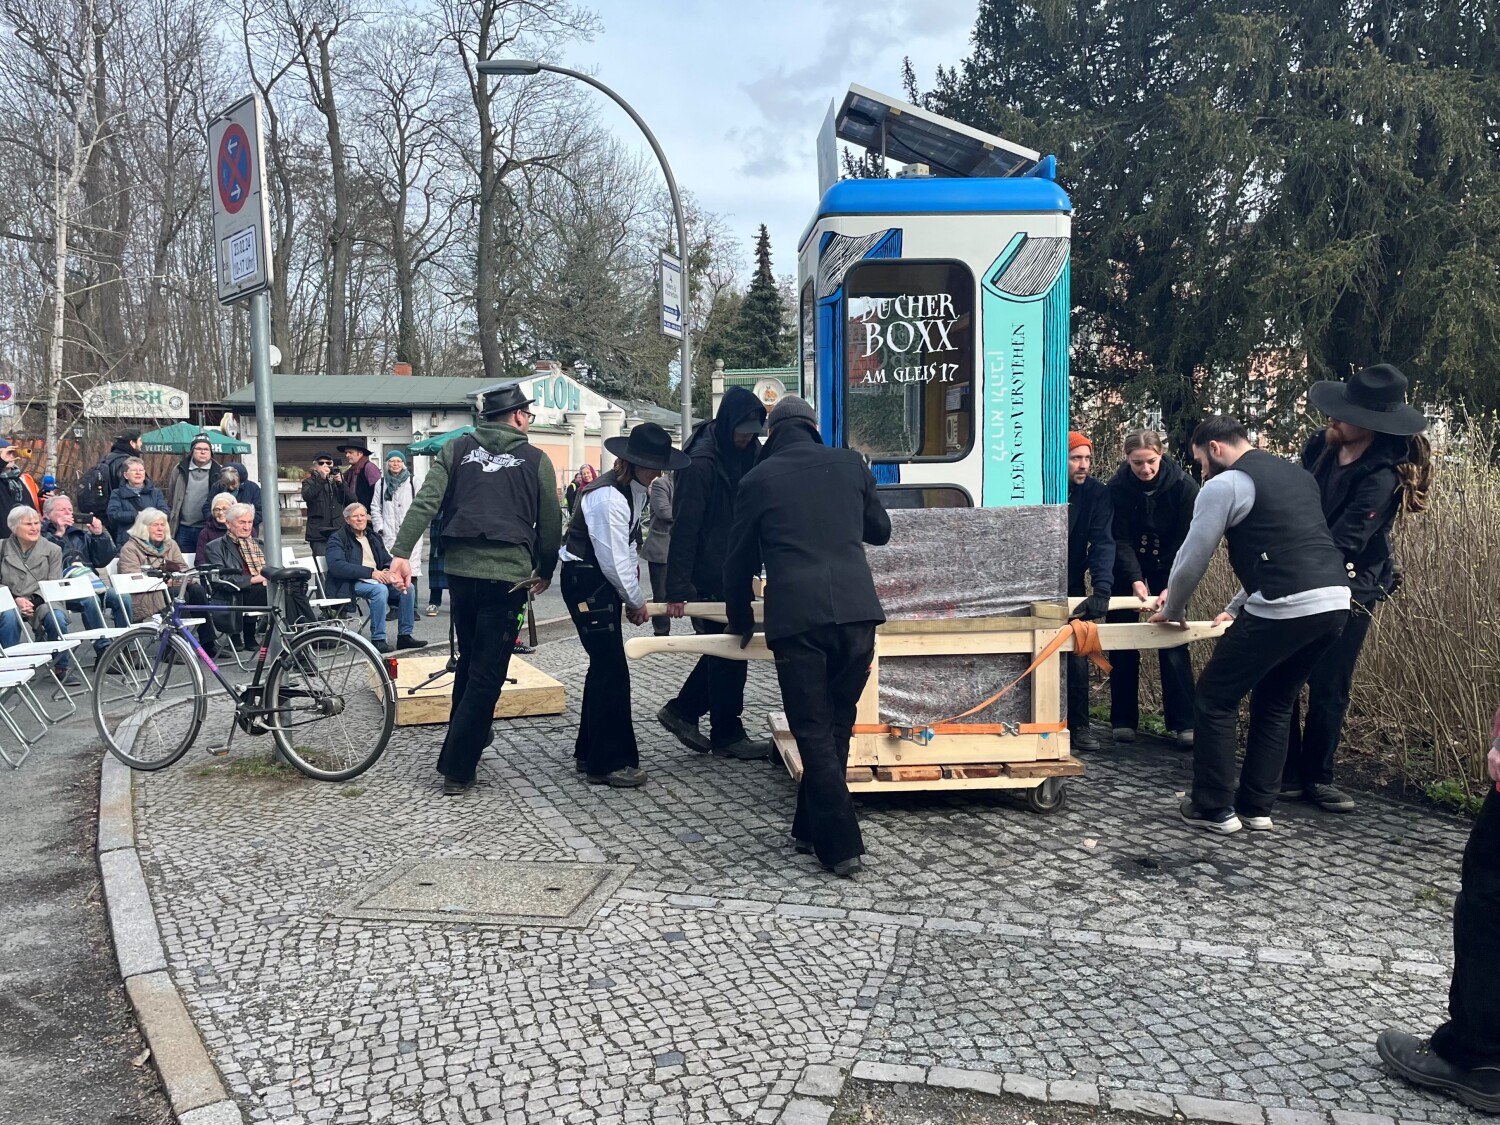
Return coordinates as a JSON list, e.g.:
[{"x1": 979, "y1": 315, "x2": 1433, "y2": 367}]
[{"x1": 854, "y1": 618, "x2": 1111, "y2": 744}]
